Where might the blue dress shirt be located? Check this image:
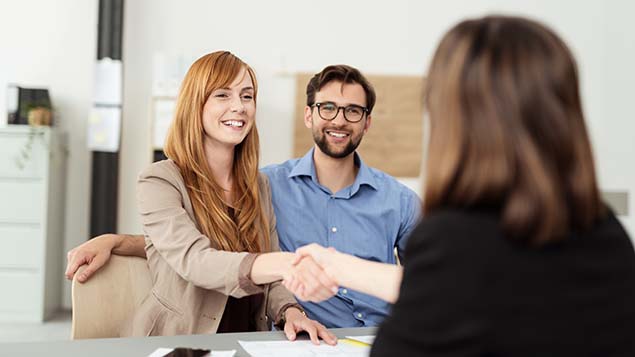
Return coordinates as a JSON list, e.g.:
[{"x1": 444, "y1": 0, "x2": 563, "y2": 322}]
[{"x1": 261, "y1": 148, "x2": 421, "y2": 328}]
